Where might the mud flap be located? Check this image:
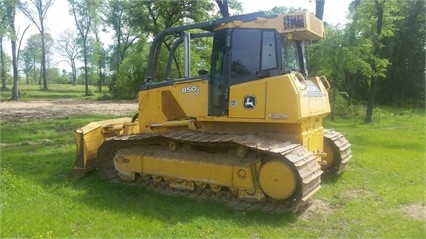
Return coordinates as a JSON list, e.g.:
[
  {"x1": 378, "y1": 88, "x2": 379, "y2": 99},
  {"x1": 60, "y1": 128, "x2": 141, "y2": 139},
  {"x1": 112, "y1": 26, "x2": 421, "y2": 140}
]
[{"x1": 69, "y1": 117, "x2": 133, "y2": 179}]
